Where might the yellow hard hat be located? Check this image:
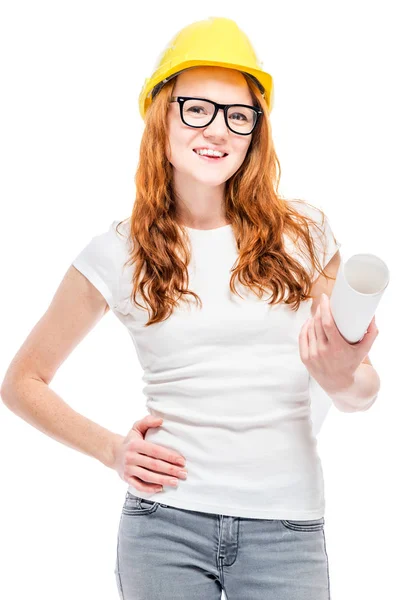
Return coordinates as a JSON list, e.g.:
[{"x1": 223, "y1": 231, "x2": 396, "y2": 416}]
[{"x1": 138, "y1": 17, "x2": 274, "y2": 120}]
